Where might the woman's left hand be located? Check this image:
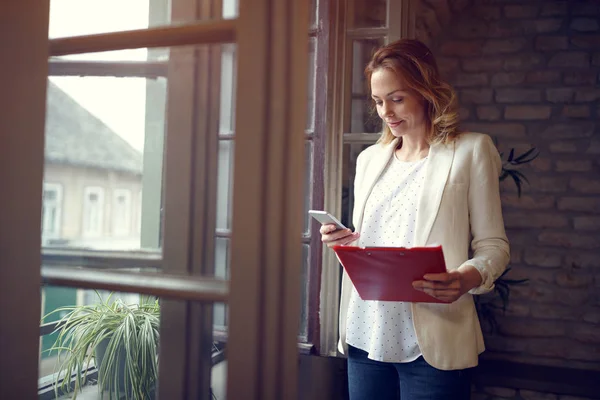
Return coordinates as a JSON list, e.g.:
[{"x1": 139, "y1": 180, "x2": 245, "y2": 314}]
[{"x1": 412, "y1": 265, "x2": 482, "y2": 303}]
